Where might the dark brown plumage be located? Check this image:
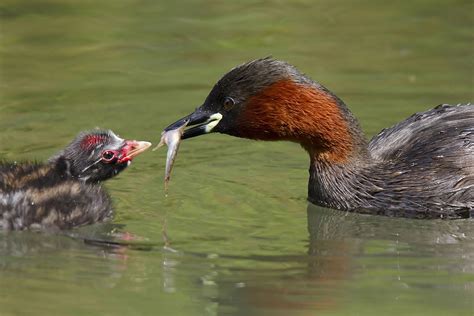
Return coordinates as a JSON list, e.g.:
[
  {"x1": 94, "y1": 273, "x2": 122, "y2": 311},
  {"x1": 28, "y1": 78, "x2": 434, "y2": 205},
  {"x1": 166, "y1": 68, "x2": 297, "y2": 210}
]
[
  {"x1": 164, "y1": 58, "x2": 473, "y2": 219},
  {"x1": 0, "y1": 130, "x2": 151, "y2": 230}
]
